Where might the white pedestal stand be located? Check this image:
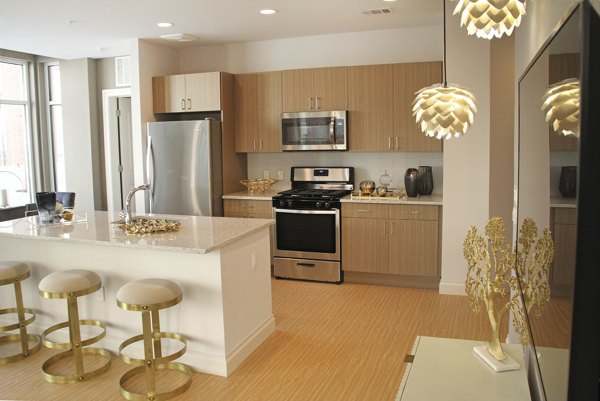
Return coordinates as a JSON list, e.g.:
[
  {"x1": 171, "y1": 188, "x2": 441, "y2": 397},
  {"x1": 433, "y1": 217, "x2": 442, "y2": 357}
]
[{"x1": 474, "y1": 345, "x2": 521, "y2": 372}]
